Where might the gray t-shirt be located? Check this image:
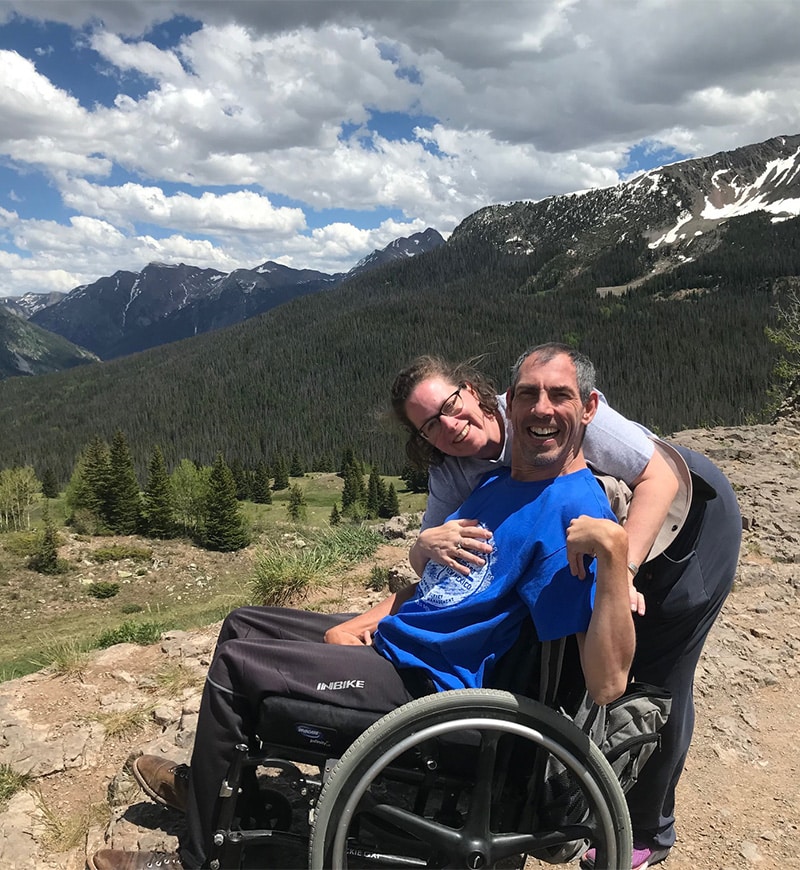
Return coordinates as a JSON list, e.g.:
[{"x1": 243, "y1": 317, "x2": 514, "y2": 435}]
[{"x1": 421, "y1": 392, "x2": 654, "y2": 530}]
